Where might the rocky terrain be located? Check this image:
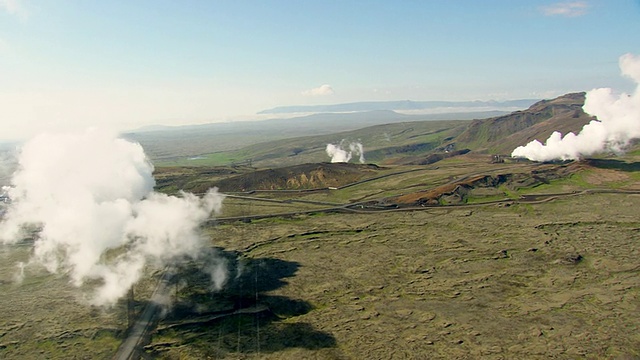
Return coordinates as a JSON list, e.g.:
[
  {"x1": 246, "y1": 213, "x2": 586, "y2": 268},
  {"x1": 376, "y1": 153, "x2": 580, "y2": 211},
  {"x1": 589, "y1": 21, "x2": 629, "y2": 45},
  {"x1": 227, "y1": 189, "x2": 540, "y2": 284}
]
[{"x1": 1, "y1": 92, "x2": 640, "y2": 359}]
